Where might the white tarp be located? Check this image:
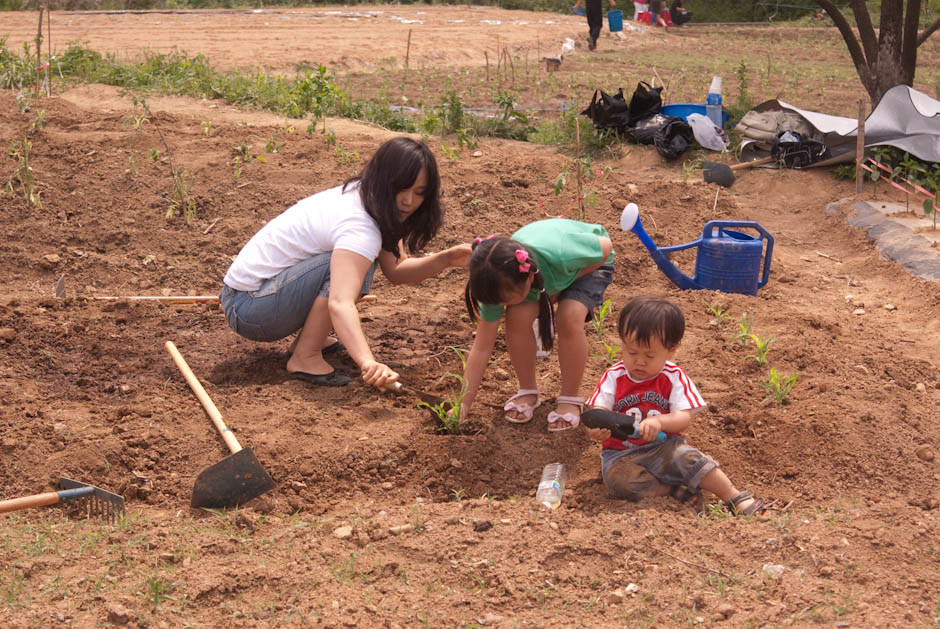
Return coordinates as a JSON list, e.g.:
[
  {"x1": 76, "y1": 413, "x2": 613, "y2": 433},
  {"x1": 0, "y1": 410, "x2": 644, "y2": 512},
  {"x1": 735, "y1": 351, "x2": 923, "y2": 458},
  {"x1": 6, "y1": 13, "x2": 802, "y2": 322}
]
[{"x1": 741, "y1": 85, "x2": 940, "y2": 165}]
